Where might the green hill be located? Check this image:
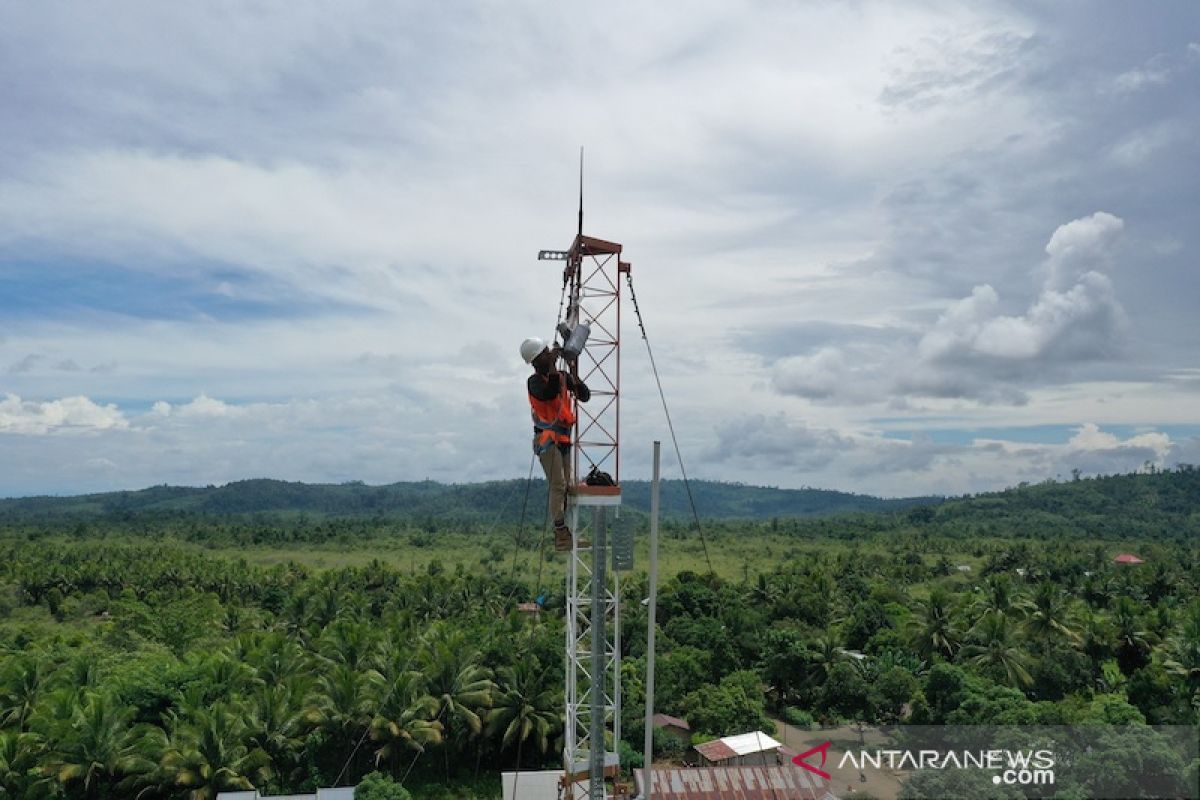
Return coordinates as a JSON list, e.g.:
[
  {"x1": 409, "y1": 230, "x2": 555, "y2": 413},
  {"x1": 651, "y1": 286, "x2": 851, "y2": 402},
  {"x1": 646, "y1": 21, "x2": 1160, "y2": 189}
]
[
  {"x1": 2, "y1": 468, "x2": 1194, "y2": 541},
  {"x1": 913, "y1": 466, "x2": 1200, "y2": 540},
  {"x1": 0, "y1": 477, "x2": 937, "y2": 522}
]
